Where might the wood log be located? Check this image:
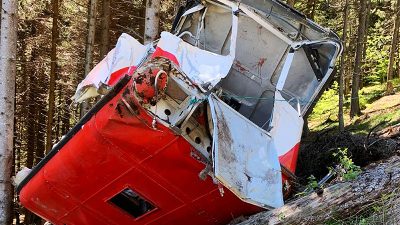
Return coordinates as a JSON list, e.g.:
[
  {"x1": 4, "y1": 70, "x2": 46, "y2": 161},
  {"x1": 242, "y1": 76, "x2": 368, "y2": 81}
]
[{"x1": 234, "y1": 156, "x2": 400, "y2": 225}]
